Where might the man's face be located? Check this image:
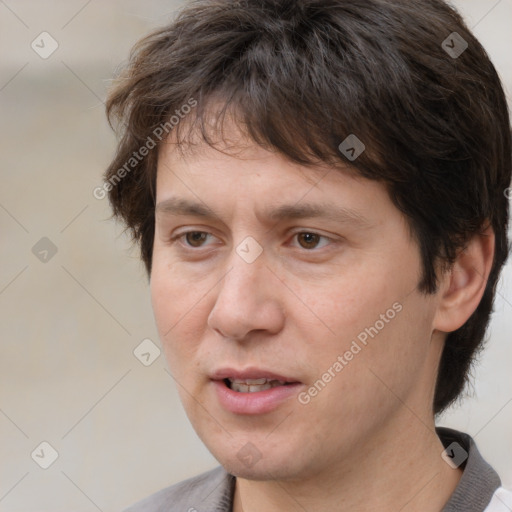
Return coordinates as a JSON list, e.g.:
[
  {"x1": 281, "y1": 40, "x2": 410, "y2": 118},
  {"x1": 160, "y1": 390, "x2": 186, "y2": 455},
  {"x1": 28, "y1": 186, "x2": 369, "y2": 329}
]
[{"x1": 151, "y1": 126, "x2": 444, "y2": 480}]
